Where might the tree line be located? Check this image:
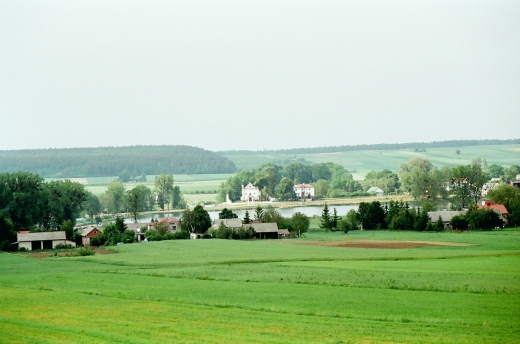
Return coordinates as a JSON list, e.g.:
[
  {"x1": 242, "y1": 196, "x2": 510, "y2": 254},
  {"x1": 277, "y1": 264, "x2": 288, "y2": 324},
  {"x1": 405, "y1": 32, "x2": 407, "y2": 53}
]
[
  {"x1": 0, "y1": 145, "x2": 237, "y2": 177},
  {"x1": 217, "y1": 162, "x2": 390, "y2": 202},
  {"x1": 222, "y1": 139, "x2": 520, "y2": 155}
]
